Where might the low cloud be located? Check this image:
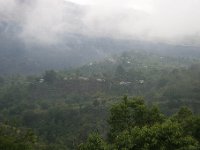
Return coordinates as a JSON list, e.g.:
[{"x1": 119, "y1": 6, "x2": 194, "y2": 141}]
[
  {"x1": 78, "y1": 0, "x2": 200, "y2": 44},
  {"x1": 1, "y1": 0, "x2": 200, "y2": 45}
]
